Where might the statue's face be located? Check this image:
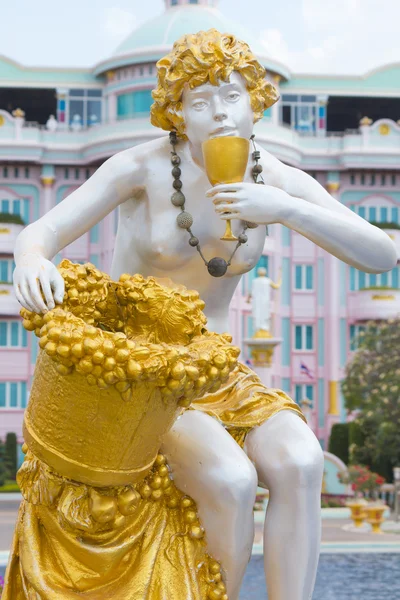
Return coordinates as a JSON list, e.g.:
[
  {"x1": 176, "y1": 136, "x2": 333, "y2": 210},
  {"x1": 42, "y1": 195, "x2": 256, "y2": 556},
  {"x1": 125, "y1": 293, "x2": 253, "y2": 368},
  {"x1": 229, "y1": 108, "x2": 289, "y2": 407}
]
[{"x1": 182, "y1": 71, "x2": 254, "y2": 146}]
